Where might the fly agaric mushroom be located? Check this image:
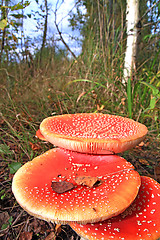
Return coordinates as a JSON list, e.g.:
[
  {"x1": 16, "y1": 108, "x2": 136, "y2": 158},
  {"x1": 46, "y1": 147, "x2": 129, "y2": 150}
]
[
  {"x1": 12, "y1": 148, "x2": 141, "y2": 224},
  {"x1": 39, "y1": 113, "x2": 148, "y2": 154},
  {"x1": 70, "y1": 176, "x2": 160, "y2": 240},
  {"x1": 36, "y1": 129, "x2": 47, "y2": 141}
]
